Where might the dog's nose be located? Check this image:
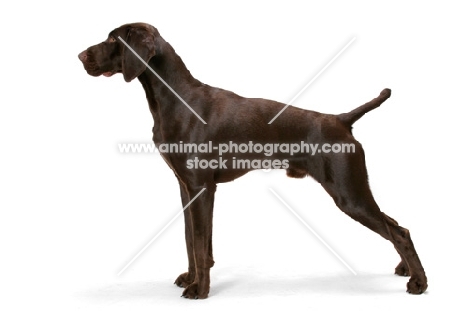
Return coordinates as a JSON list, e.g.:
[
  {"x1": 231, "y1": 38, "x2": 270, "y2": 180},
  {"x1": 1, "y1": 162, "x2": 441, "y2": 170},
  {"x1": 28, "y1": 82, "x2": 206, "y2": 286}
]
[{"x1": 78, "y1": 50, "x2": 88, "y2": 62}]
